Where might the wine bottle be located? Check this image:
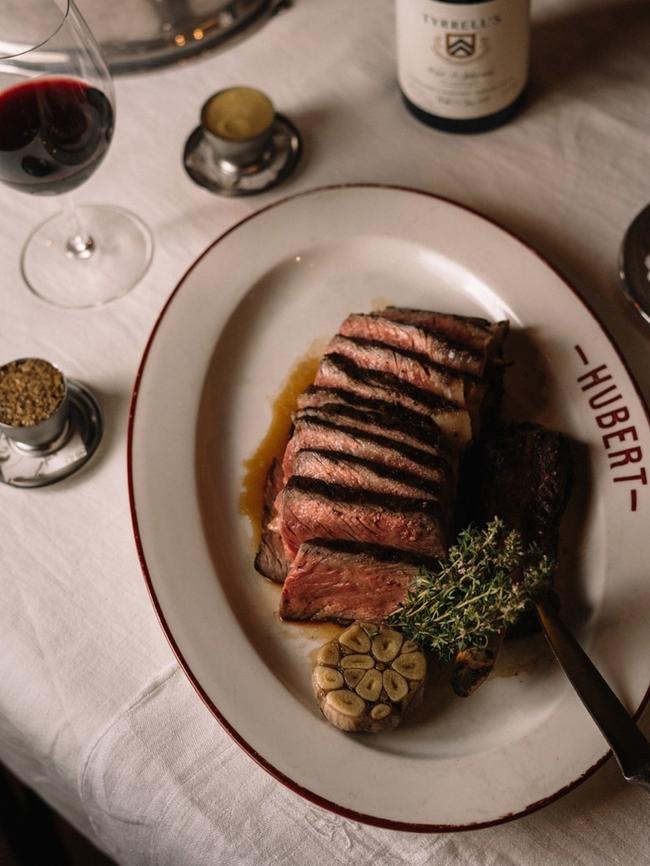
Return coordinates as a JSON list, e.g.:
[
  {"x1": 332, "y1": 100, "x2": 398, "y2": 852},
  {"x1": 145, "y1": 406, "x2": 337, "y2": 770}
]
[{"x1": 395, "y1": 0, "x2": 531, "y2": 133}]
